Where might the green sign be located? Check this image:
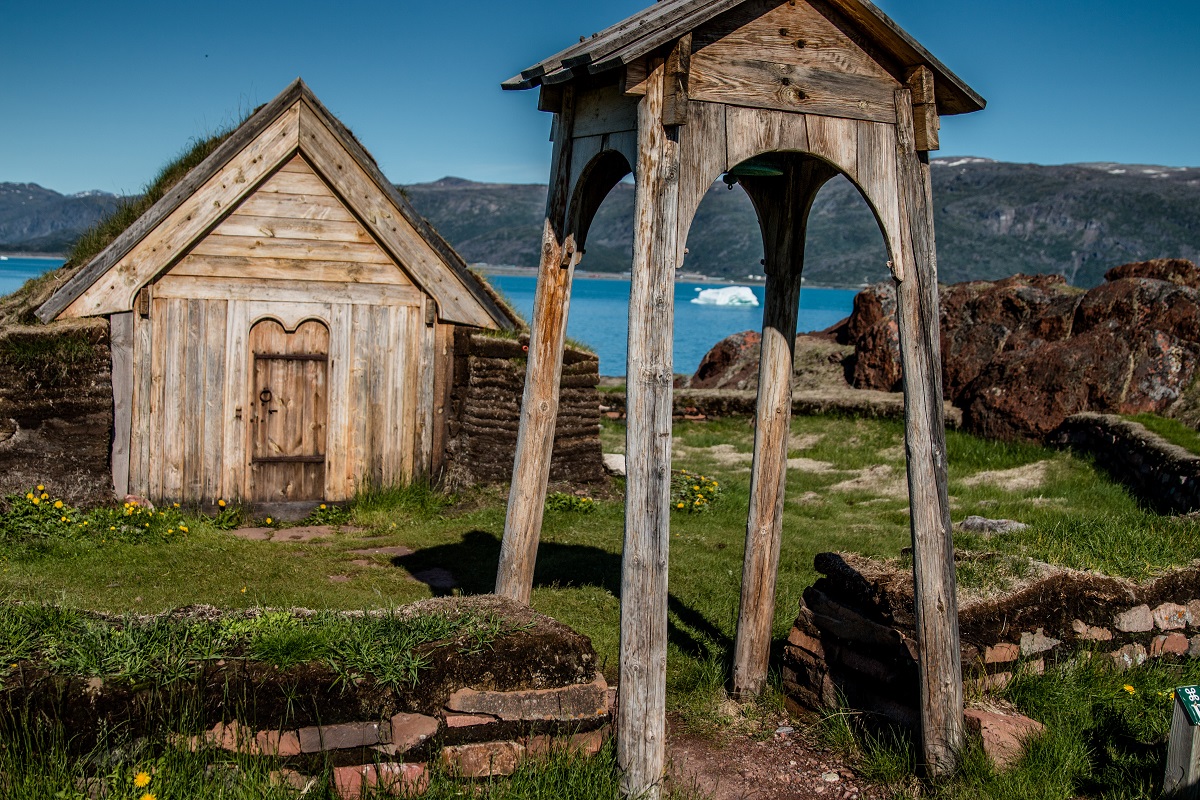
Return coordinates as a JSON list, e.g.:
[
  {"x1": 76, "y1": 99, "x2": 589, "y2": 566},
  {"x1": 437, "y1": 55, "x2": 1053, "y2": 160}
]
[{"x1": 1178, "y1": 686, "x2": 1200, "y2": 726}]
